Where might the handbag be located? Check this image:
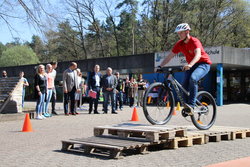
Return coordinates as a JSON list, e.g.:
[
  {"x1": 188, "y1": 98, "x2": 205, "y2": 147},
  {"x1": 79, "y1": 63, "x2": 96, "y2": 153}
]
[{"x1": 89, "y1": 90, "x2": 97, "y2": 99}]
